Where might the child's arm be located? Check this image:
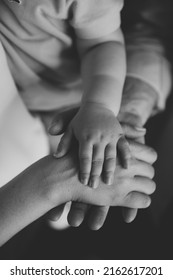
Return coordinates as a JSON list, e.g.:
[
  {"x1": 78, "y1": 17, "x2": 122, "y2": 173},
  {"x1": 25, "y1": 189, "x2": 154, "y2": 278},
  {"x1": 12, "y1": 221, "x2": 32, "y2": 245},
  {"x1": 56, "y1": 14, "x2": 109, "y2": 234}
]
[
  {"x1": 118, "y1": 78, "x2": 158, "y2": 223},
  {"x1": 118, "y1": 0, "x2": 172, "y2": 224},
  {"x1": 119, "y1": 77, "x2": 158, "y2": 129},
  {"x1": 53, "y1": 0, "x2": 131, "y2": 187},
  {"x1": 0, "y1": 141, "x2": 156, "y2": 246},
  {"x1": 122, "y1": 0, "x2": 172, "y2": 126},
  {"x1": 78, "y1": 29, "x2": 126, "y2": 115},
  {"x1": 55, "y1": 29, "x2": 130, "y2": 188}
]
